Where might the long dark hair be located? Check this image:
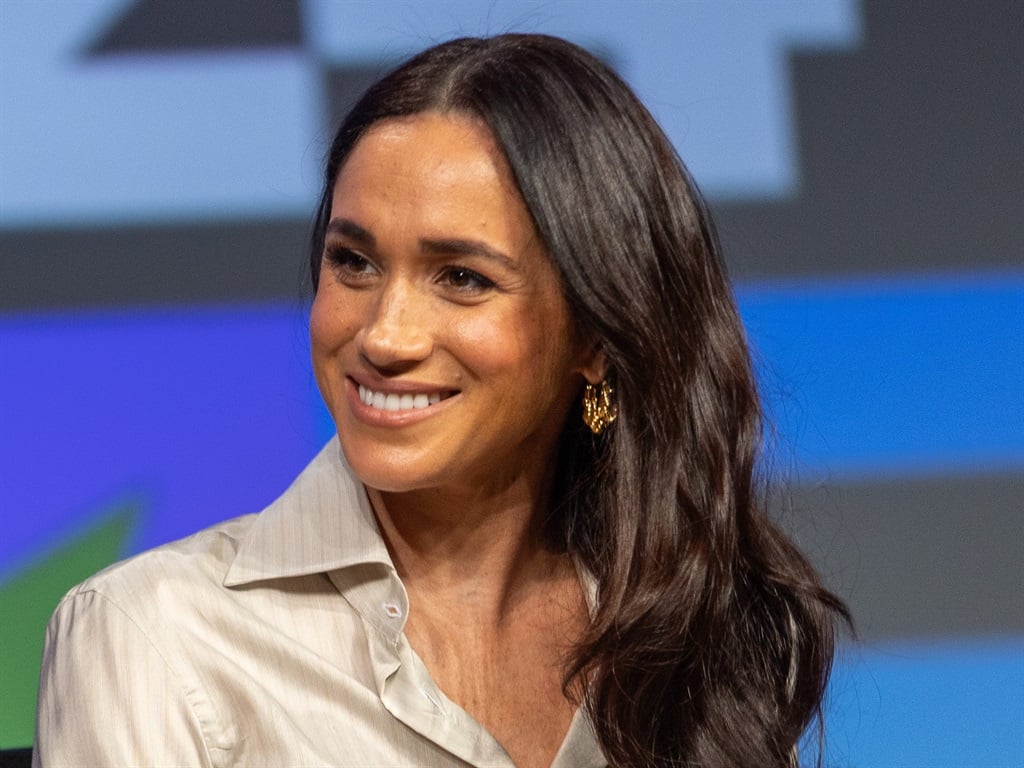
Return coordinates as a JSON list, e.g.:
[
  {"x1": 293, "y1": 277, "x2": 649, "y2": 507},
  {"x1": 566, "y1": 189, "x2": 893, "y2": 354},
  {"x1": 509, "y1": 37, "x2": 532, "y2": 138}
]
[{"x1": 310, "y1": 34, "x2": 849, "y2": 768}]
